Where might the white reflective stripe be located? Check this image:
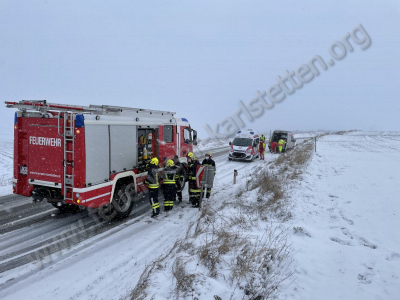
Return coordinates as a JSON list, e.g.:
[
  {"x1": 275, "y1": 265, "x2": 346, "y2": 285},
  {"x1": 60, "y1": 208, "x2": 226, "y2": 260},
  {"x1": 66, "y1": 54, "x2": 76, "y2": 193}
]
[
  {"x1": 73, "y1": 181, "x2": 112, "y2": 193},
  {"x1": 81, "y1": 192, "x2": 111, "y2": 203},
  {"x1": 196, "y1": 166, "x2": 205, "y2": 188},
  {"x1": 12, "y1": 178, "x2": 18, "y2": 183},
  {"x1": 28, "y1": 179, "x2": 62, "y2": 189}
]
